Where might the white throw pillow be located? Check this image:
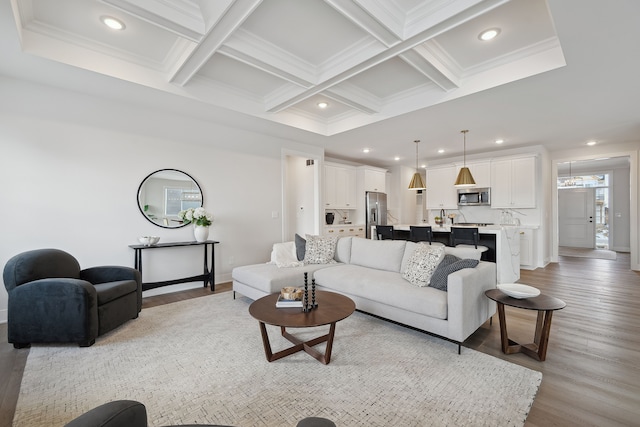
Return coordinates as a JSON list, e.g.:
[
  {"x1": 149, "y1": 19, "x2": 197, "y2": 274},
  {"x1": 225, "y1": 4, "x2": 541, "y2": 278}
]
[
  {"x1": 303, "y1": 234, "x2": 338, "y2": 265},
  {"x1": 402, "y1": 243, "x2": 445, "y2": 287},
  {"x1": 269, "y1": 242, "x2": 303, "y2": 268}
]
